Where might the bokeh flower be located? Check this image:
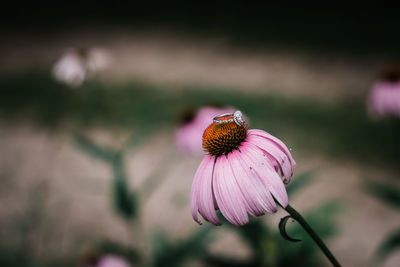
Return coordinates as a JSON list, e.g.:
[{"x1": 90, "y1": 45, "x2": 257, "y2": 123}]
[
  {"x1": 368, "y1": 65, "x2": 400, "y2": 118},
  {"x1": 52, "y1": 49, "x2": 86, "y2": 87},
  {"x1": 176, "y1": 106, "x2": 234, "y2": 156},
  {"x1": 82, "y1": 254, "x2": 131, "y2": 267},
  {"x1": 53, "y1": 48, "x2": 111, "y2": 87},
  {"x1": 96, "y1": 255, "x2": 131, "y2": 267},
  {"x1": 191, "y1": 111, "x2": 295, "y2": 226}
]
